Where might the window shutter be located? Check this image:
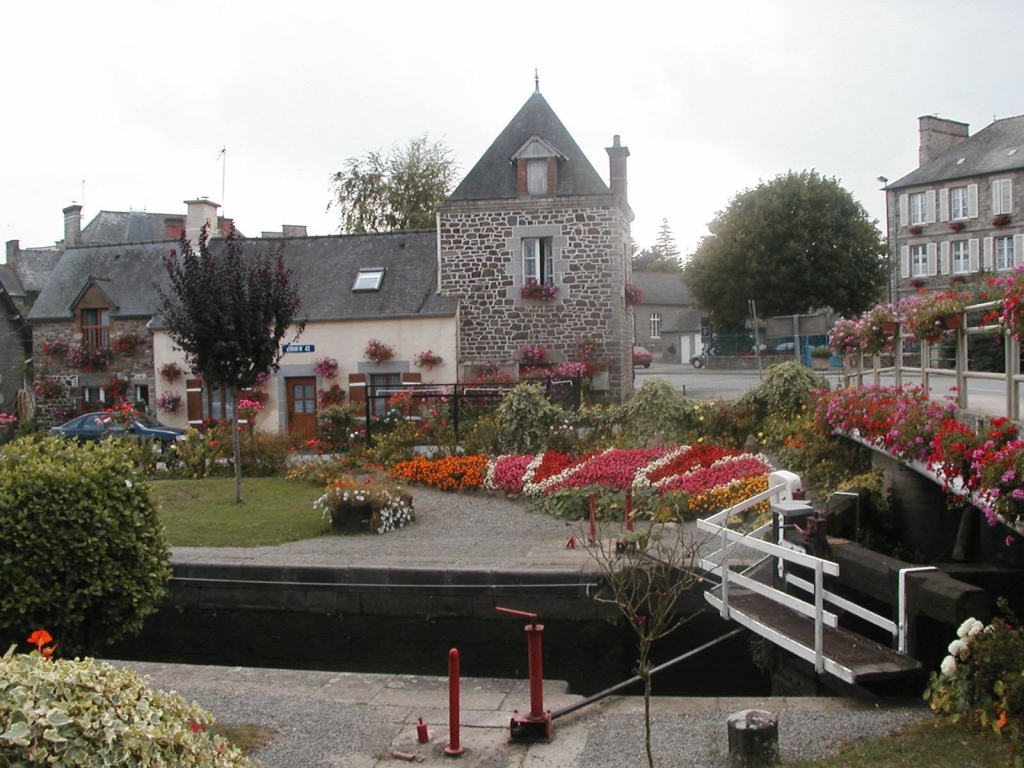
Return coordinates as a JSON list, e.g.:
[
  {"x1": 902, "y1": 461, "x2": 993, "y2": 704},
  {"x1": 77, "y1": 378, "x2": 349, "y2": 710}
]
[
  {"x1": 940, "y1": 241, "x2": 950, "y2": 274},
  {"x1": 899, "y1": 195, "x2": 909, "y2": 227},
  {"x1": 1005, "y1": 180, "x2": 1014, "y2": 214},
  {"x1": 969, "y1": 239, "x2": 980, "y2": 272},
  {"x1": 939, "y1": 188, "x2": 949, "y2": 222},
  {"x1": 968, "y1": 184, "x2": 979, "y2": 218},
  {"x1": 927, "y1": 243, "x2": 938, "y2": 276},
  {"x1": 1016, "y1": 234, "x2": 1024, "y2": 267},
  {"x1": 992, "y1": 181, "x2": 999, "y2": 214},
  {"x1": 348, "y1": 373, "x2": 367, "y2": 403},
  {"x1": 185, "y1": 379, "x2": 204, "y2": 427},
  {"x1": 900, "y1": 245, "x2": 910, "y2": 278},
  {"x1": 401, "y1": 372, "x2": 422, "y2": 386},
  {"x1": 983, "y1": 237, "x2": 994, "y2": 269},
  {"x1": 925, "y1": 190, "x2": 936, "y2": 223}
]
